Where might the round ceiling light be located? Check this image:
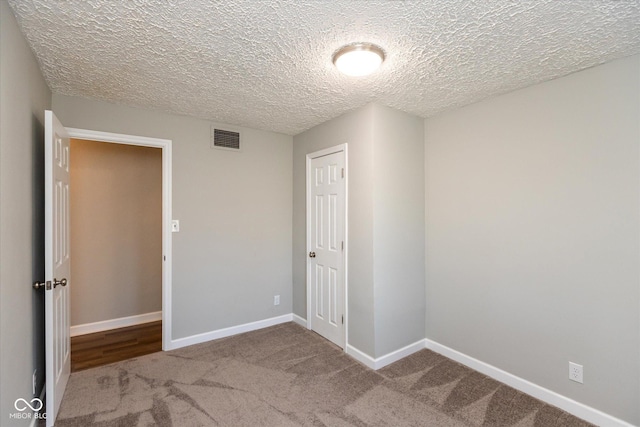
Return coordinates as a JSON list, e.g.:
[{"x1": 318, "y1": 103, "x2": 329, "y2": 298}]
[{"x1": 332, "y1": 43, "x2": 385, "y2": 77}]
